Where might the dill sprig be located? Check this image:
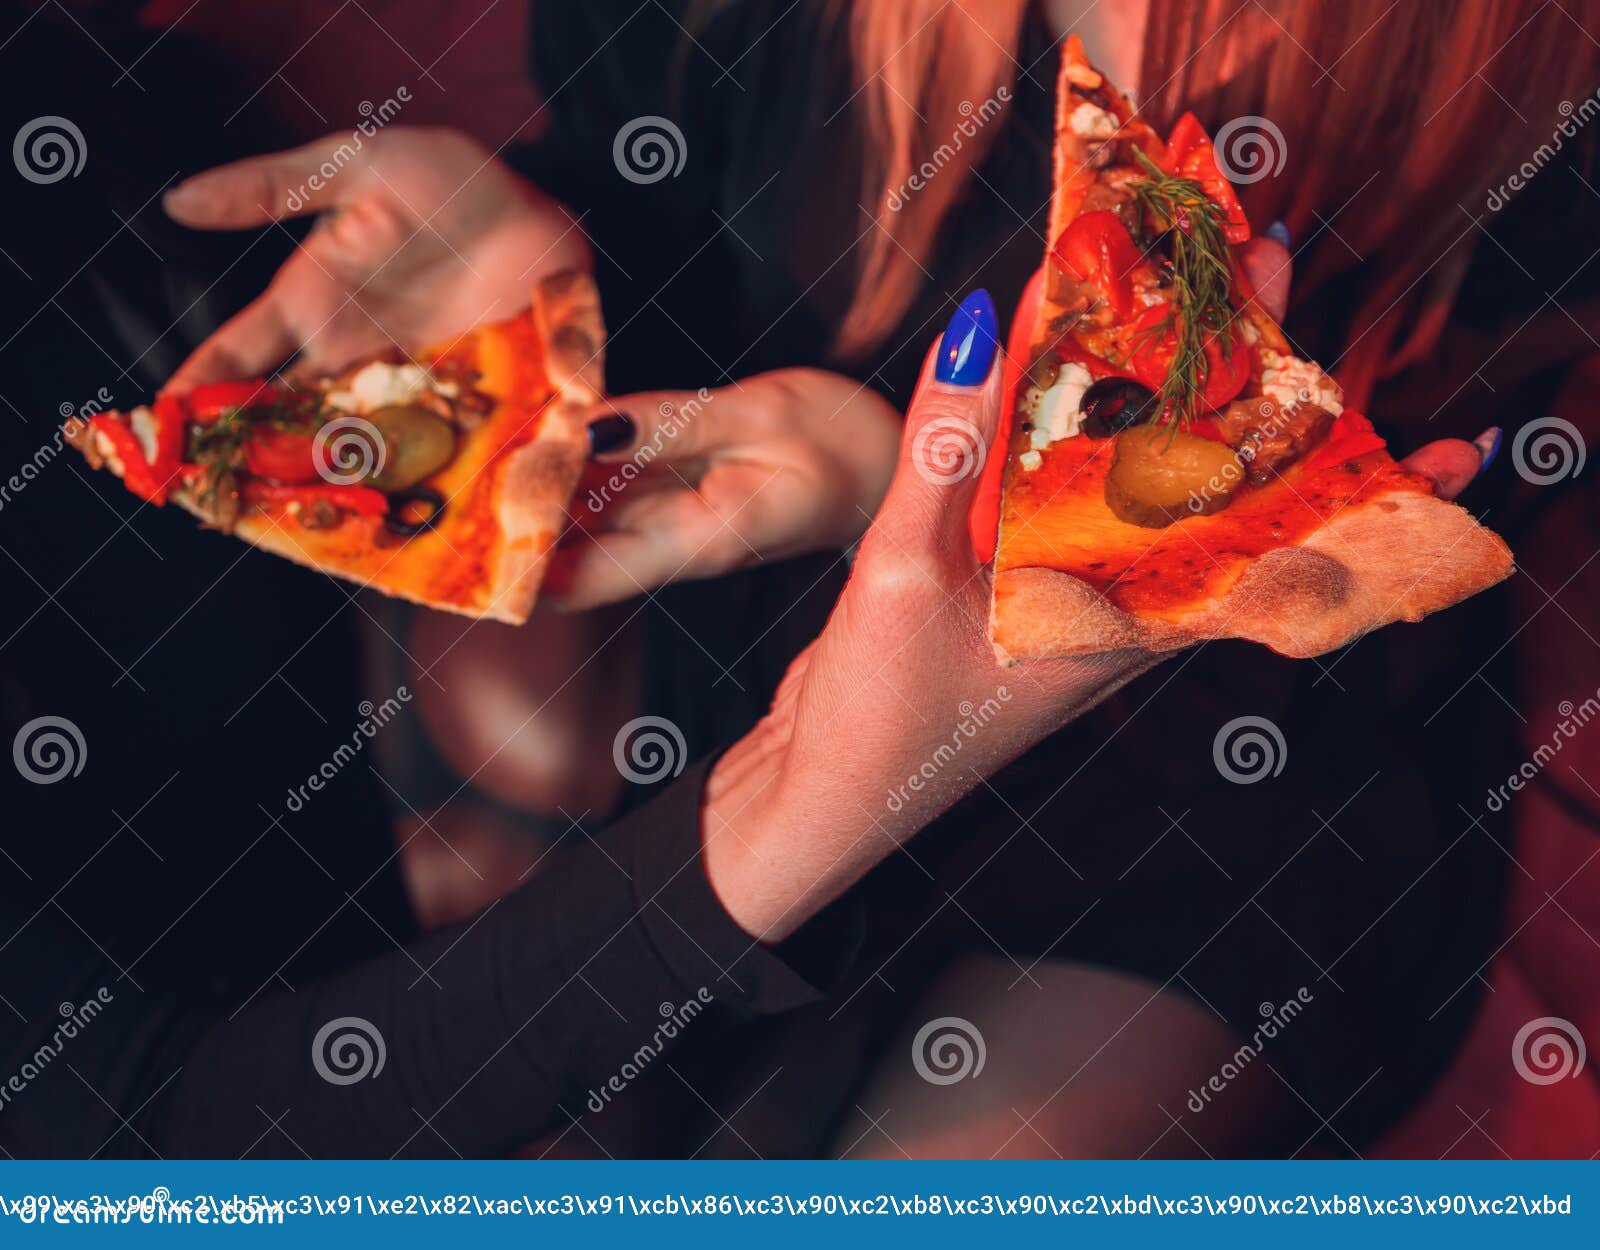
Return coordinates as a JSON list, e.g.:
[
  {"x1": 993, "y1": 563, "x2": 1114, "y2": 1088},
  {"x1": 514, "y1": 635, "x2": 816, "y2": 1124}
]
[{"x1": 1128, "y1": 148, "x2": 1239, "y2": 428}]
